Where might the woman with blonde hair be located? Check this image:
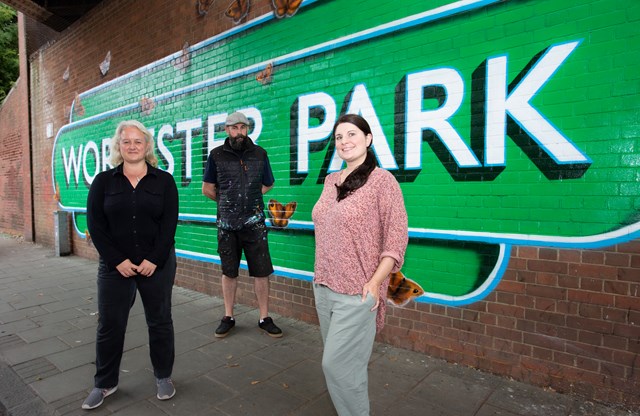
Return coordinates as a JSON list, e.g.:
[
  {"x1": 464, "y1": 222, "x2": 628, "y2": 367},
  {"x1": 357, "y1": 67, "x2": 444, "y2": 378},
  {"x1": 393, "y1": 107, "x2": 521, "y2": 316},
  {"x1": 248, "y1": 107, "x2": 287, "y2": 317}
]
[{"x1": 83, "y1": 120, "x2": 178, "y2": 409}]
